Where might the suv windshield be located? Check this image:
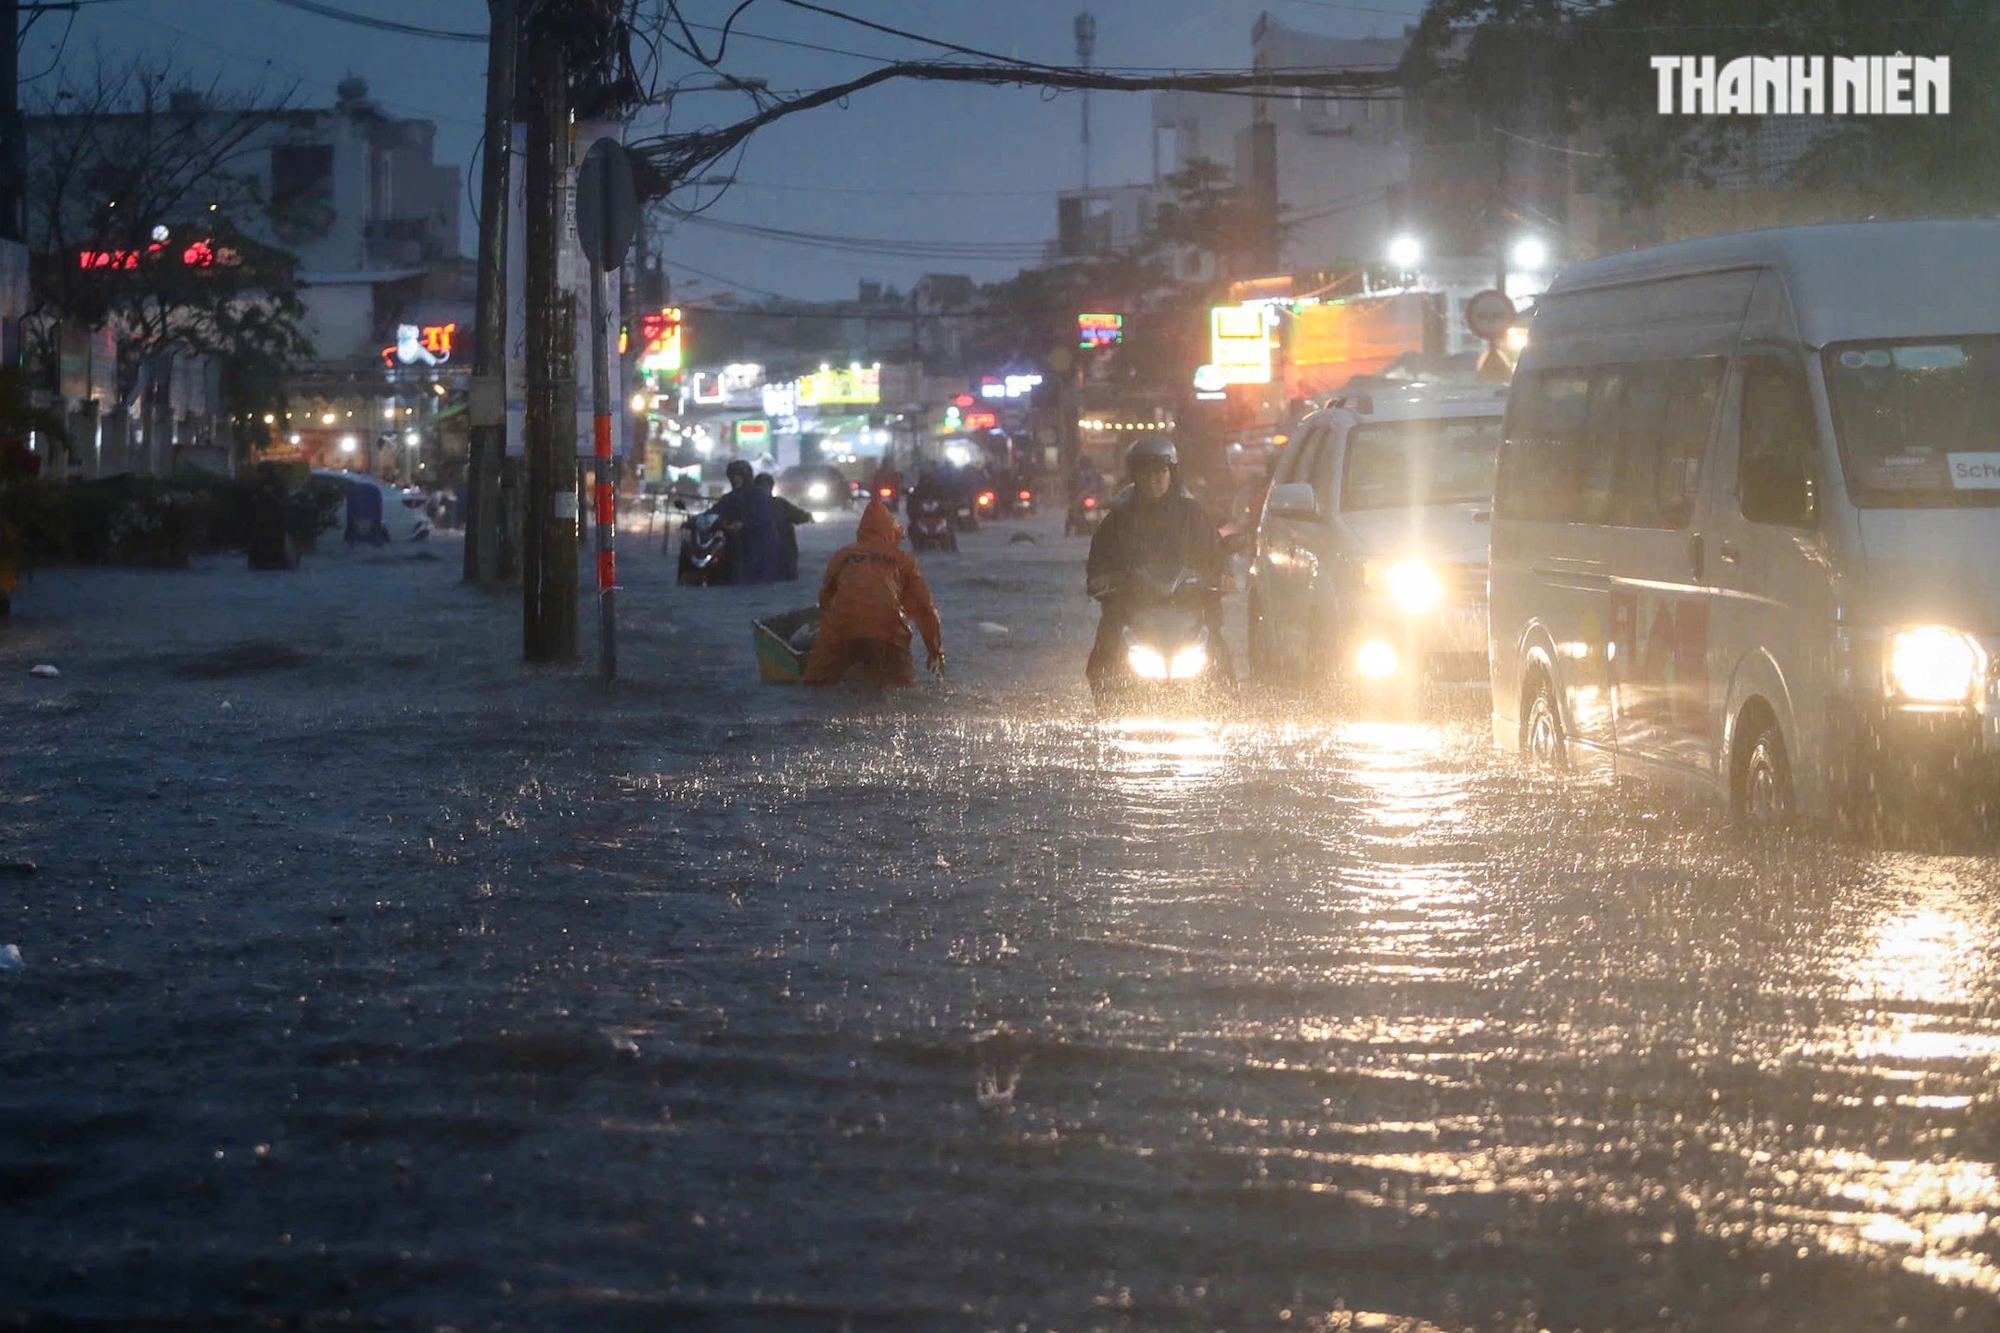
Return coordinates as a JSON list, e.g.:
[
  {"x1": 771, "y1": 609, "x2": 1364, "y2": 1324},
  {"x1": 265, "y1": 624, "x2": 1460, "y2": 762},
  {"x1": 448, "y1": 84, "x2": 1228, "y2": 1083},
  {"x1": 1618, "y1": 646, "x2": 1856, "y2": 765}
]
[
  {"x1": 1340, "y1": 417, "x2": 1501, "y2": 512},
  {"x1": 1824, "y1": 335, "x2": 2000, "y2": 506}
]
